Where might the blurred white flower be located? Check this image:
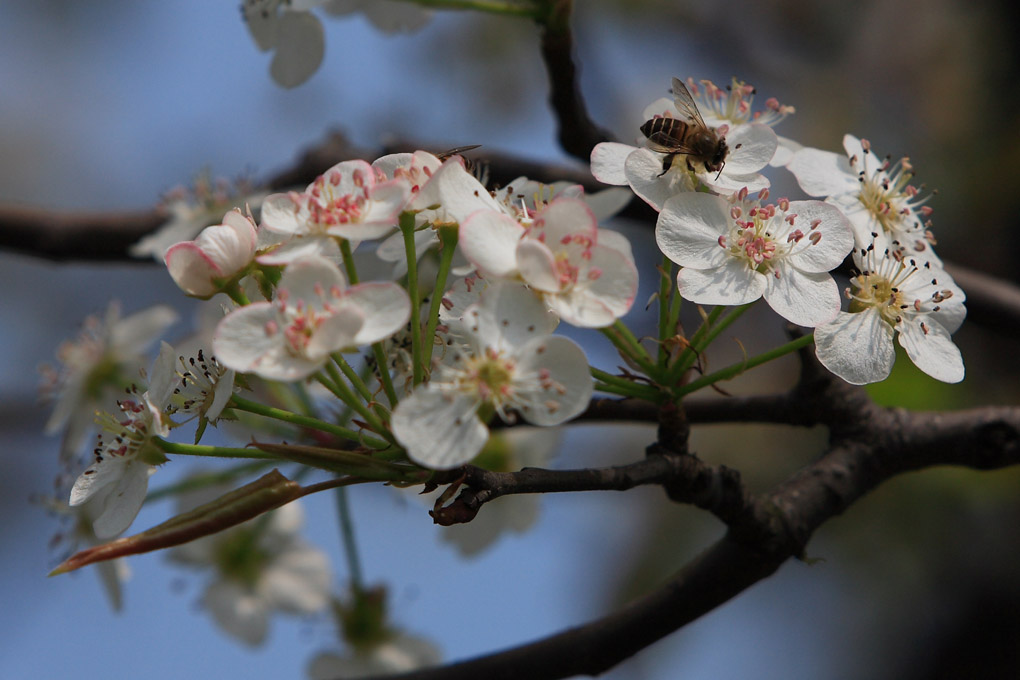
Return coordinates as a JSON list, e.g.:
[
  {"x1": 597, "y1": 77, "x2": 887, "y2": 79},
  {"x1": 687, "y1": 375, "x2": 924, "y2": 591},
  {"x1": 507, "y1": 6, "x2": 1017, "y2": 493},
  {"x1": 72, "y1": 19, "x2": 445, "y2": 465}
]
[
  {"x1": 170, "y1": 483, "x2": 331, "y2": 646},
  {"x1": 307, "y1": 632, "x2": 440, "y2": 679},
  {"x1": 68, "y1": 342, "x2": 178, "y2": 539},
  {"x1": 243, "y1": 0, "x2": 326, "y2": 89},
  {"x1": 131, "y1": 170, "x2": 264, "y2": 260},
  {"x1": 40, "y1": 302, "x2": 178, "y2": 460}
]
